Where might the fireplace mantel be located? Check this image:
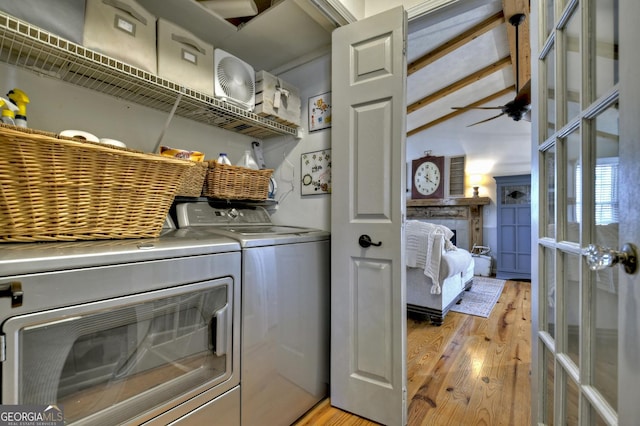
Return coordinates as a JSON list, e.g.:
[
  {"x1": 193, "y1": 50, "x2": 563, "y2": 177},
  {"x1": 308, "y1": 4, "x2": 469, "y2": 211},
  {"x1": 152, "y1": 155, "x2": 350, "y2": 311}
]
[{"x1": 406, "y1": 197, "x2": 491, "y2": 249}]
